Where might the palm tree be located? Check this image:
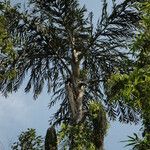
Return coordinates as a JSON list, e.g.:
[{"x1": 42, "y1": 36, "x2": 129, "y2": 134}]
[{"x1": 0, "y1": 0, "x2": 140, "y2": 149}]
